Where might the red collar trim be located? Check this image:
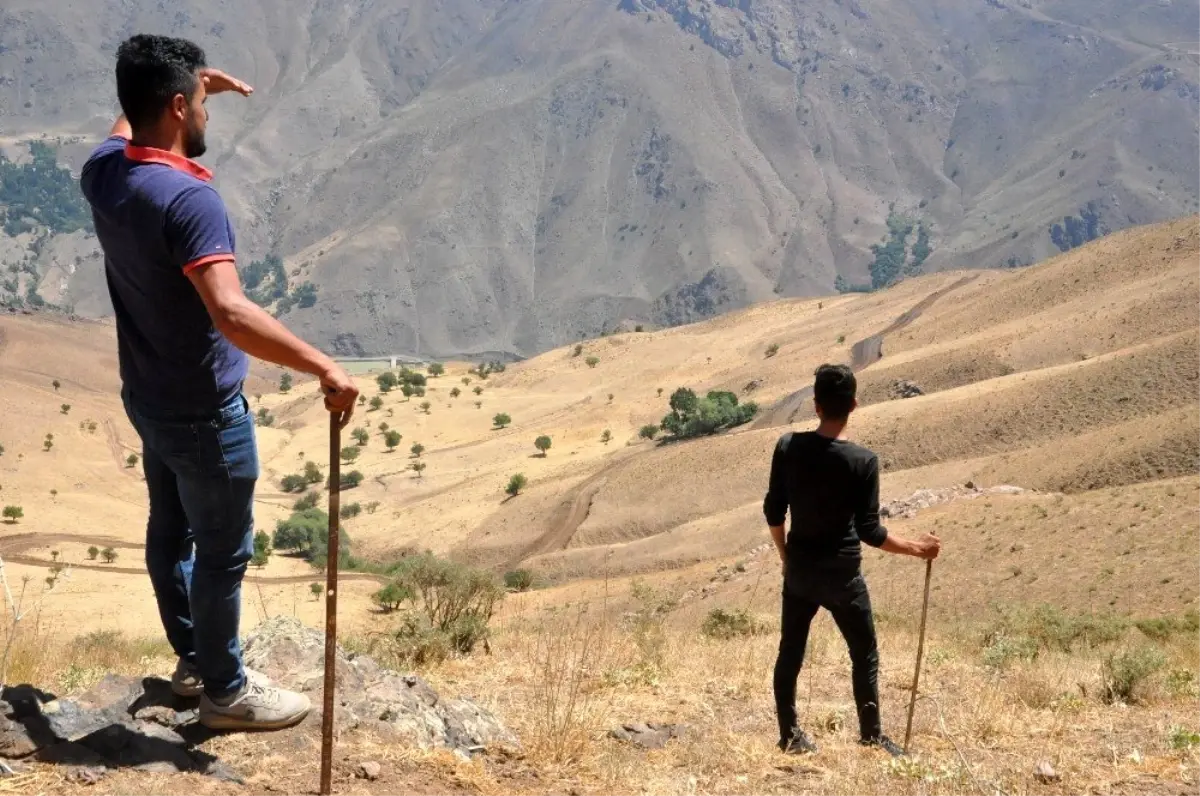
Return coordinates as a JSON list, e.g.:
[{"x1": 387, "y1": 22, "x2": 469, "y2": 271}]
[{"x1": 124, "y1": 142, "x2": 213, "y2": 182}]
